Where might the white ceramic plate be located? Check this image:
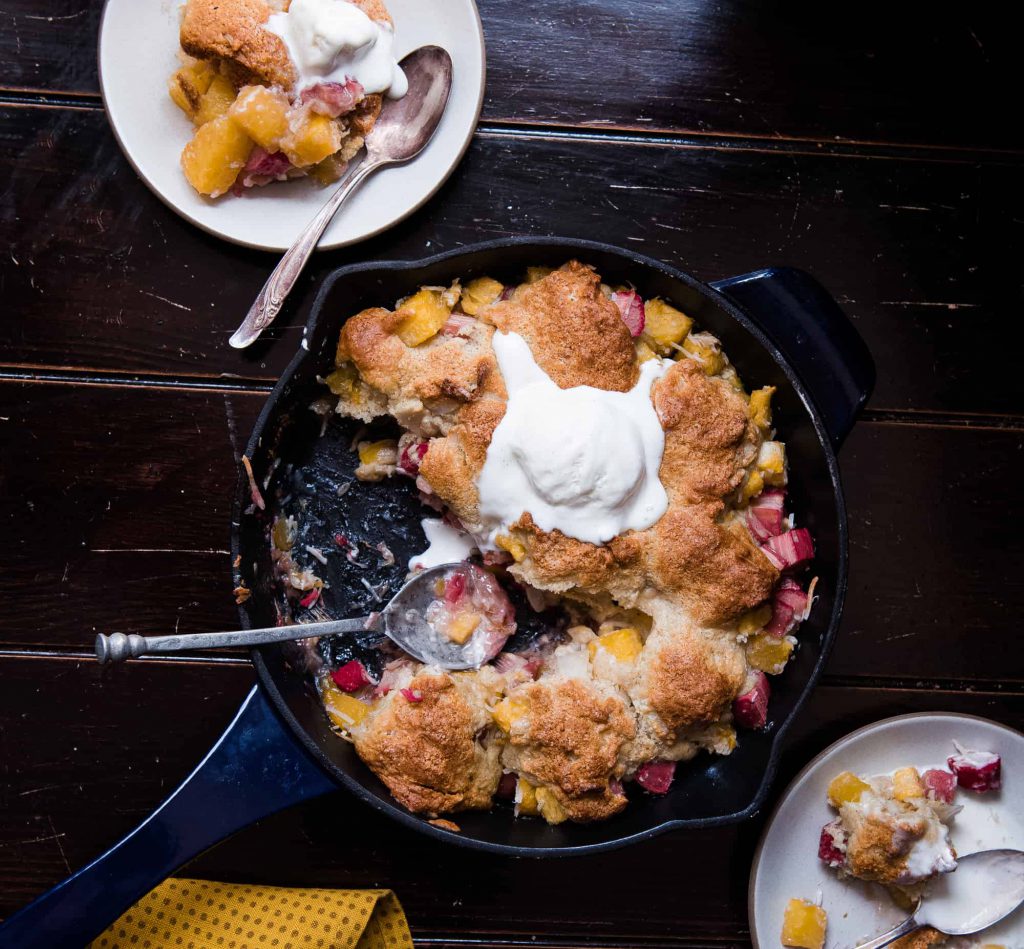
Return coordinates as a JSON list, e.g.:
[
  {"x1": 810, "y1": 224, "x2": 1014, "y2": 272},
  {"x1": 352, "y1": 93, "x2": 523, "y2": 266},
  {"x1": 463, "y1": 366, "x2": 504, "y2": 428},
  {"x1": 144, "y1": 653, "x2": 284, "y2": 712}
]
[
  {"x1": 750, "y1": 713, "x2": 1024, "y2": 948},
  {"x1": 98, "y1": 0, "x2": 485, "y2": 251}
]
